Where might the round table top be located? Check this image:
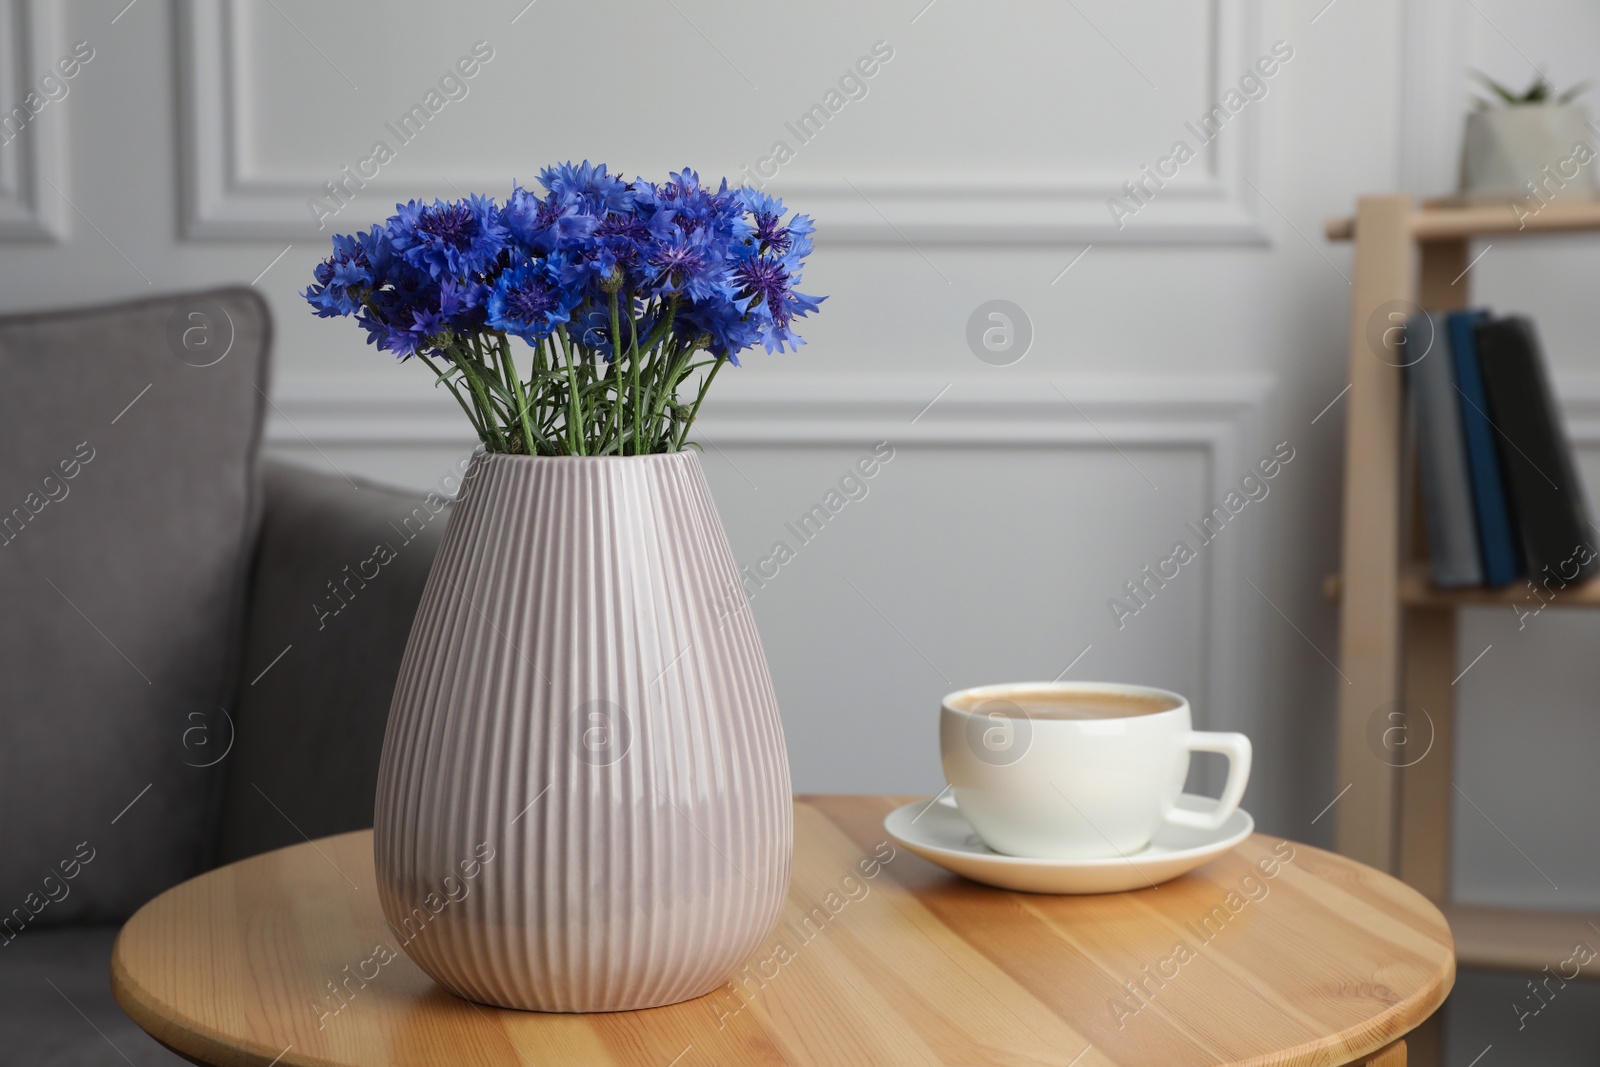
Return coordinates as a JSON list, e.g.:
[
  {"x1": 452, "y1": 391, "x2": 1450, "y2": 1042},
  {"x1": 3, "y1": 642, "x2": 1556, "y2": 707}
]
[{"x1": 112, "y1": 796, "x2": 1453, "y2": 1067}]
